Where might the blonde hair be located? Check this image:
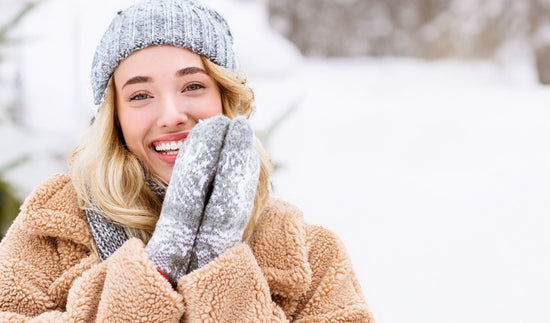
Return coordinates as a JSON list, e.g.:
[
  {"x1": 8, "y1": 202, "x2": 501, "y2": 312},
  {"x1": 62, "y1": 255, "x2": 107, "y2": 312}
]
[{"x1": 70, "y1": 57, "x2": 272, "y2": 252}]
